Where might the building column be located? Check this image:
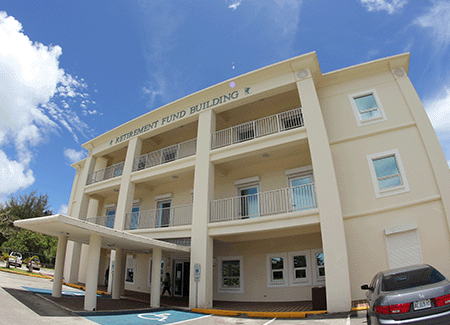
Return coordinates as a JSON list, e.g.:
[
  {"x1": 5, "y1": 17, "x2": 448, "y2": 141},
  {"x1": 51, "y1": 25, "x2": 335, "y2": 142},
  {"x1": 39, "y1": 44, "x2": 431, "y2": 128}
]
[
  {"x1": 189, "y1": 109, "x2": 215, "y2": 309},
  {"x1": 112, "y1": 248, "x2": 123, "y2": 299},
  {"x1": 84, "y1": 234, "x2": 102, "y2": 311},
  {"x1": 86, "y1": 198, "x2": 100, "y2": 221},
  {"x1": 68, "y1": 242, "x2": 82, "y2": 284},
  {"x1": 52, "y1": 235, "x2": 68, "y2": 297},
  {"x1": 295, "y1": 69, "x2": 352, "y2": 313},
  {"x1": 150, "y1": 248, "x2": 162, "y2": 308}
]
